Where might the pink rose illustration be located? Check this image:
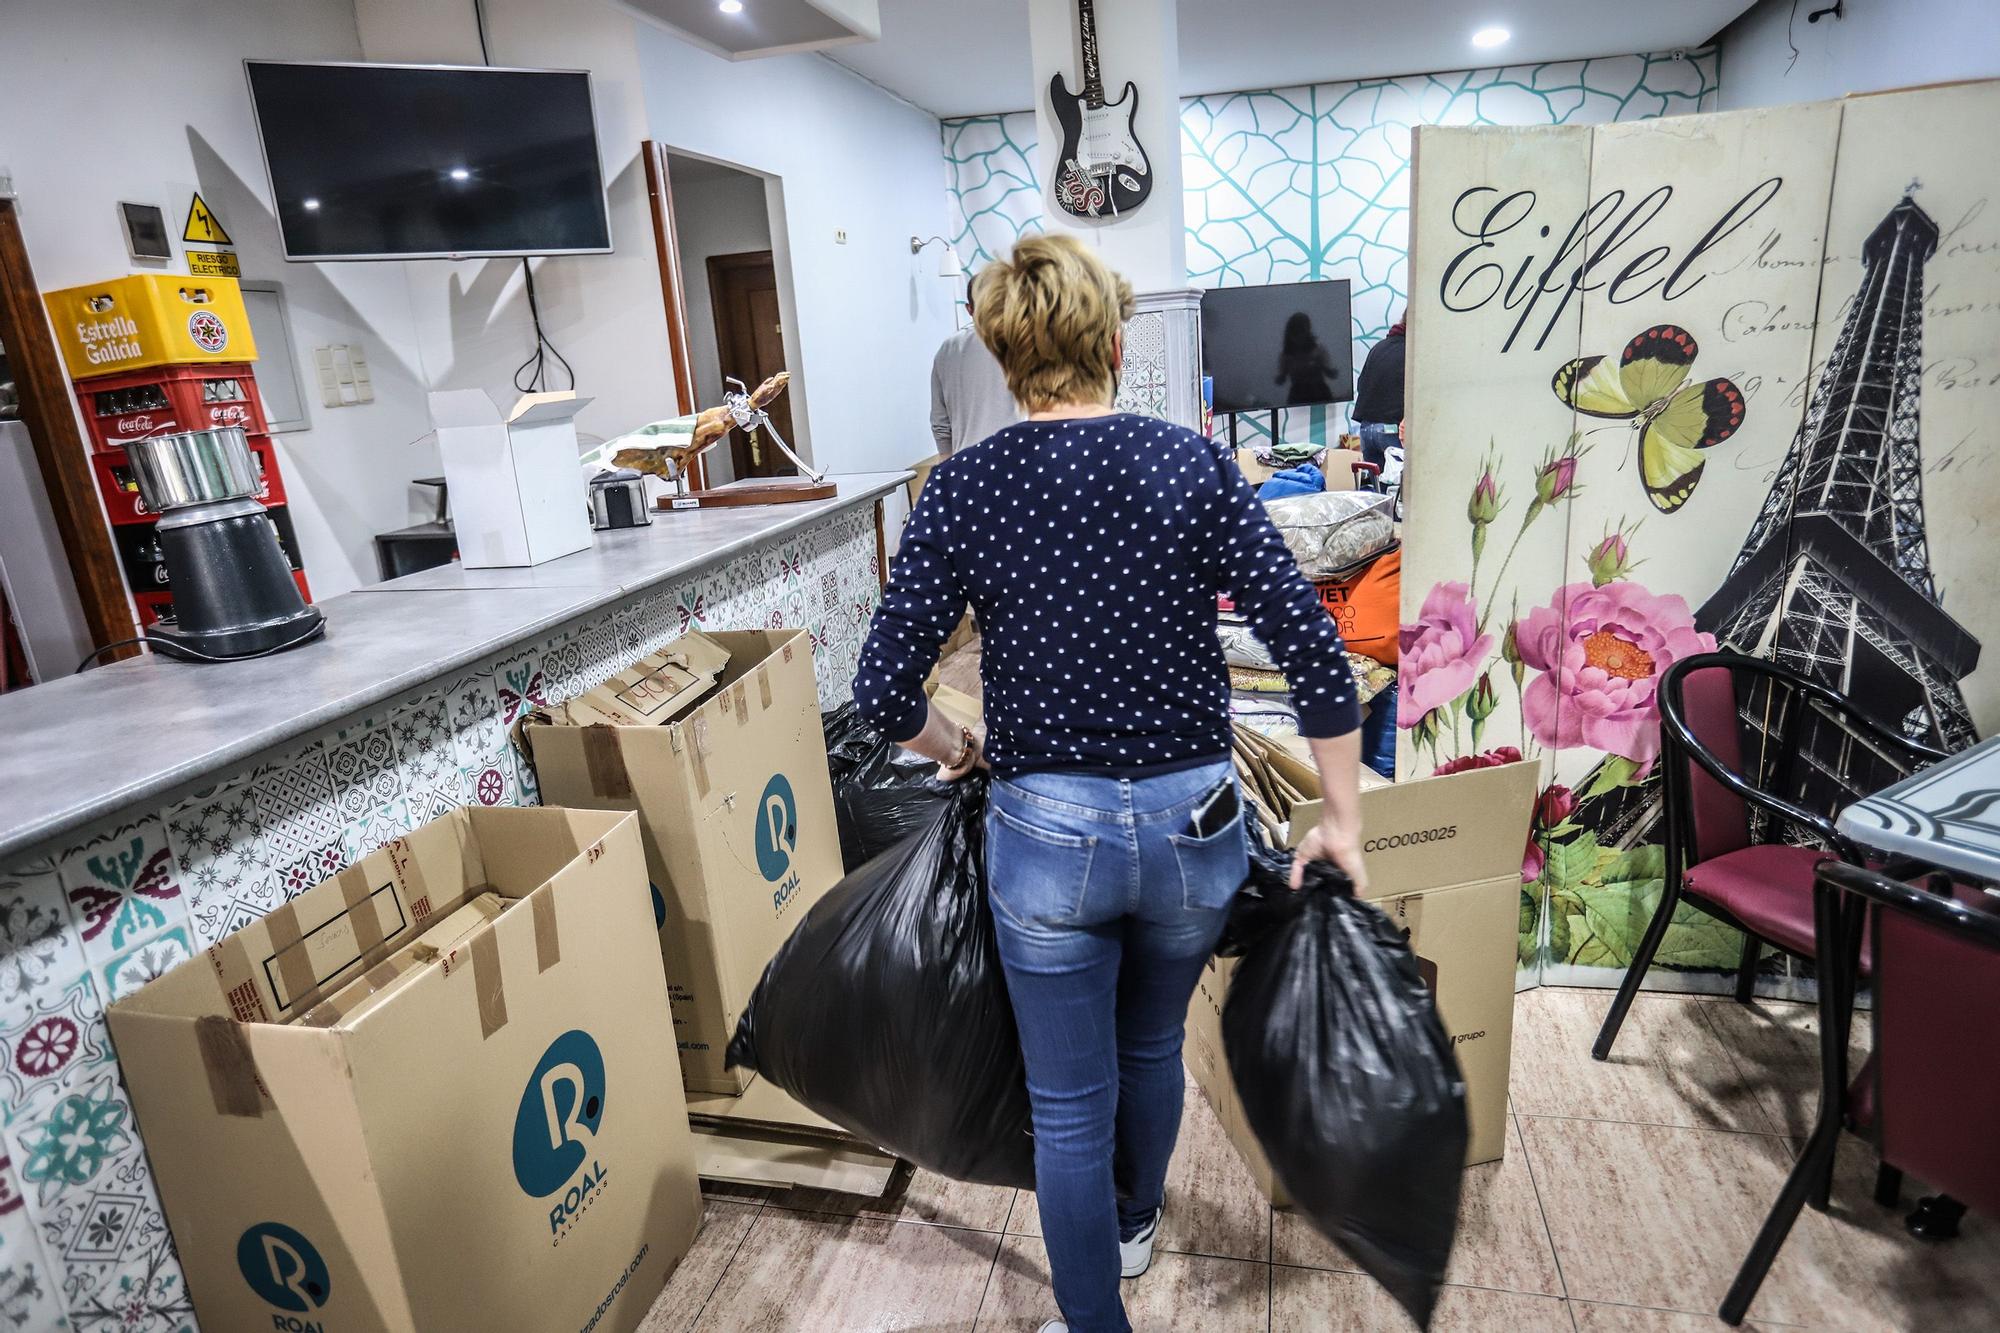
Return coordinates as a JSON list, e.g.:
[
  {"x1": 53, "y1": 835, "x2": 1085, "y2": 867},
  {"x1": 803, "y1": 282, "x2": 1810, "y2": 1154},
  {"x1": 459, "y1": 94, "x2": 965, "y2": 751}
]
[
  {"x1": 1523, "y1": 784, "x2": 1577, "y2": 883},
  {"x1": 1513, "y1": 581, "x2": 1716, "y2": 767},
  {"x1": 1399, "y1": 583, "x2": 1495, "y2": 726},
  {"x1": 1432, "y1": 747, "x2": 1523, "y2": 777}
]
